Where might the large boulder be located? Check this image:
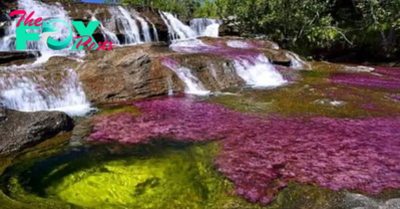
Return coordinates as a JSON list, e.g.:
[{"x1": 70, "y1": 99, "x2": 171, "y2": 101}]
[
  {"x1": 0, "y1": 108, "x2": 74, "y2": 155},
  {"x1": 76, "y1": 43, "x2": 185, "y2": 103}
]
